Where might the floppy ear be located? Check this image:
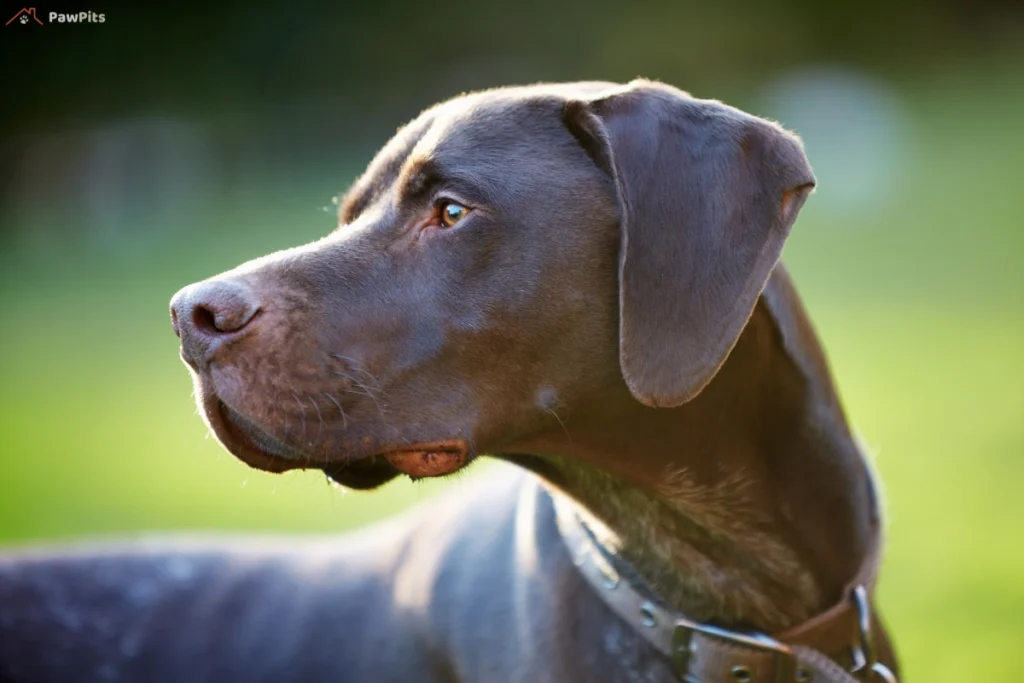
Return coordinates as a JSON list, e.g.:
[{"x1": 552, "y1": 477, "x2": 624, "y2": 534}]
[{"x1": 564, "y1": 81, "x2": 816, "y2": 408}]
